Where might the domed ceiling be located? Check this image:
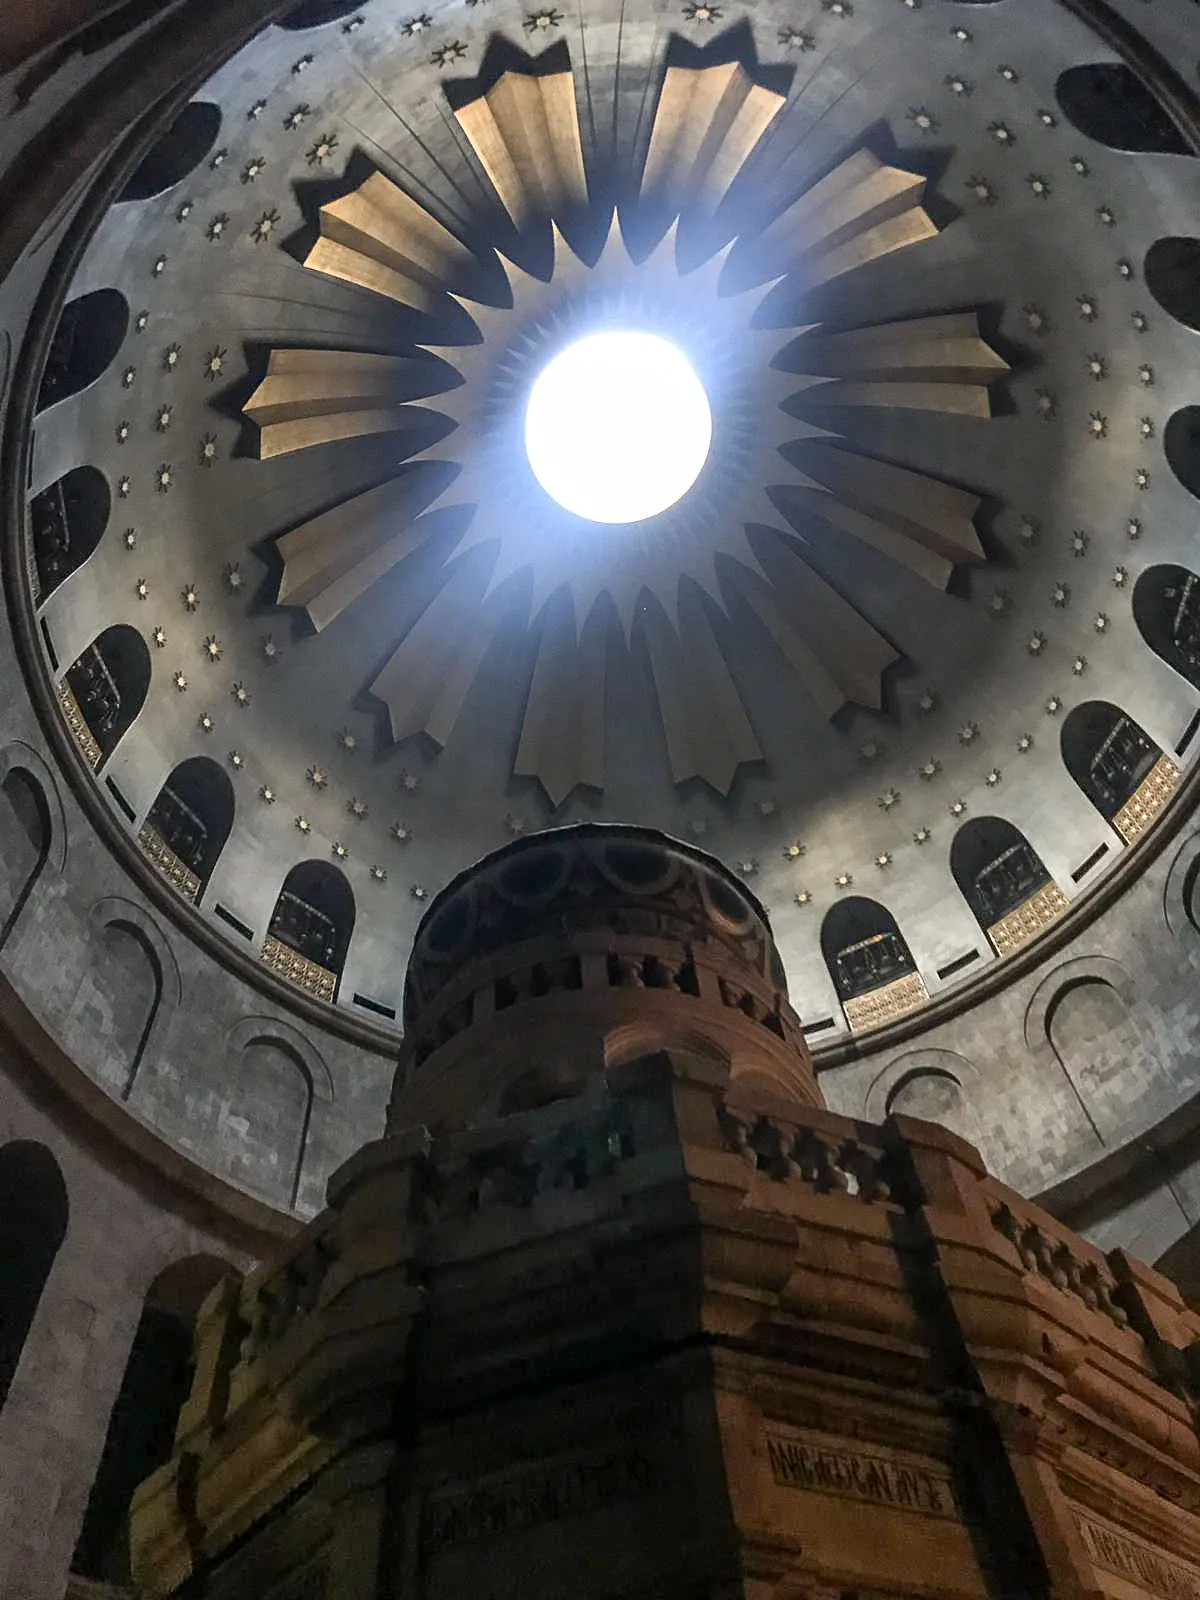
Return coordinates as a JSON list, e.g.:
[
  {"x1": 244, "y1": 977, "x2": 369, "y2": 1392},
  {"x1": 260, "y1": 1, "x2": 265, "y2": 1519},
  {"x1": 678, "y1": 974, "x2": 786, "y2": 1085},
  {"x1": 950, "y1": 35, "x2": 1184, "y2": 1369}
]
[{"x1": 12, "y1": 0, "x2": 1200, "y2": 1044}]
